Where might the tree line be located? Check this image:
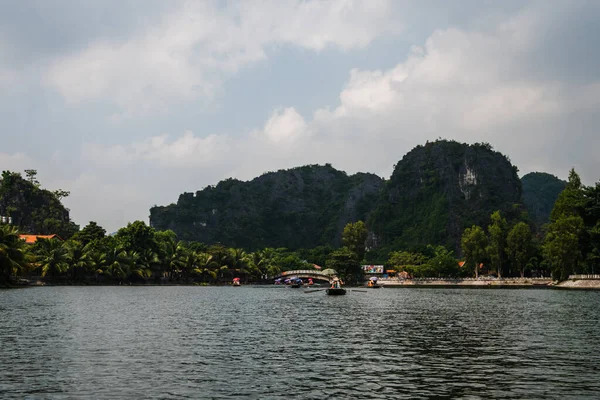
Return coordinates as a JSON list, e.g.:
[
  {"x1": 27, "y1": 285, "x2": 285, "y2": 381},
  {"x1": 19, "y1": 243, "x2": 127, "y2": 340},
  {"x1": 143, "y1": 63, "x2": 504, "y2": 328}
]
[
  {"x1": 2, "y1": 168, "x2": 598, "y2": 286},
  {"x1": 0, "y1": 219, "x2": 371, "y2": 286},
  {"x1": 458, "y1": 169, "x2": 599, "y2": 280}
]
